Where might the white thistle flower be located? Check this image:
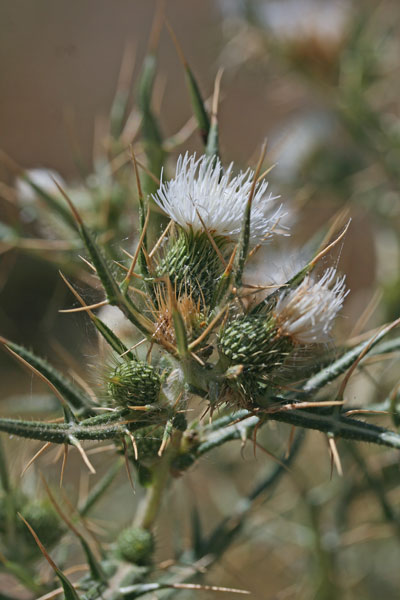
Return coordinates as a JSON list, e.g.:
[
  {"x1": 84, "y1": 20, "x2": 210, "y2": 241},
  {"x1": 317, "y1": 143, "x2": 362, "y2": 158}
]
[
  {"x1": 152, "y1": 153, "x2": 286, "y2": 244},
  {"x1": 273, "y1": 268, "x2": 348, "y2": 344}
]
